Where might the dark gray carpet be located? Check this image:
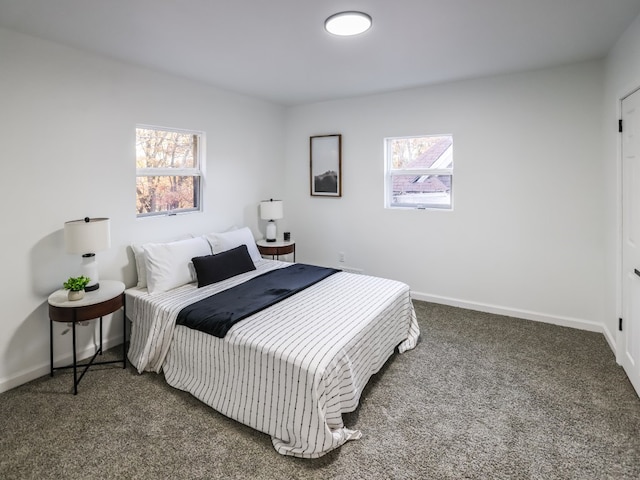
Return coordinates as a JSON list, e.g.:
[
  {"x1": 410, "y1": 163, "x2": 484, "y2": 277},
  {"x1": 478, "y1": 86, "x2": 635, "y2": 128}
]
[{"x1": 1, "y1": 301, "x2": 639, "y2": 479}]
